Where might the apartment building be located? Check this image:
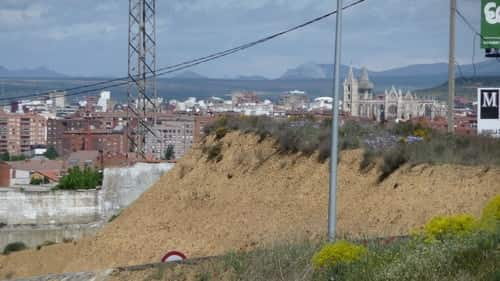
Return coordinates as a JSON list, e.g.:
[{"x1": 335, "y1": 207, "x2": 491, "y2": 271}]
[
  {"x1": 0, "y1": 112, "x2": 46, "y2": 155},
  {"x1": 61, "y1": 128, "x2": 128, "y2": 157},
  {"x1": 146, "y1": 114, "x2": 194, "y2": 160},
  {"x1": 47, "y1": 111, "x2": 128, "y2": 156}
]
